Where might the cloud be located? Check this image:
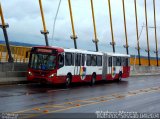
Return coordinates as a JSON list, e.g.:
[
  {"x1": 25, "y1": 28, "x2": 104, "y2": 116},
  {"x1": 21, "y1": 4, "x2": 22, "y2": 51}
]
[{"x1": 0, "y1": 0, "x2": 160, "y2": 56}]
